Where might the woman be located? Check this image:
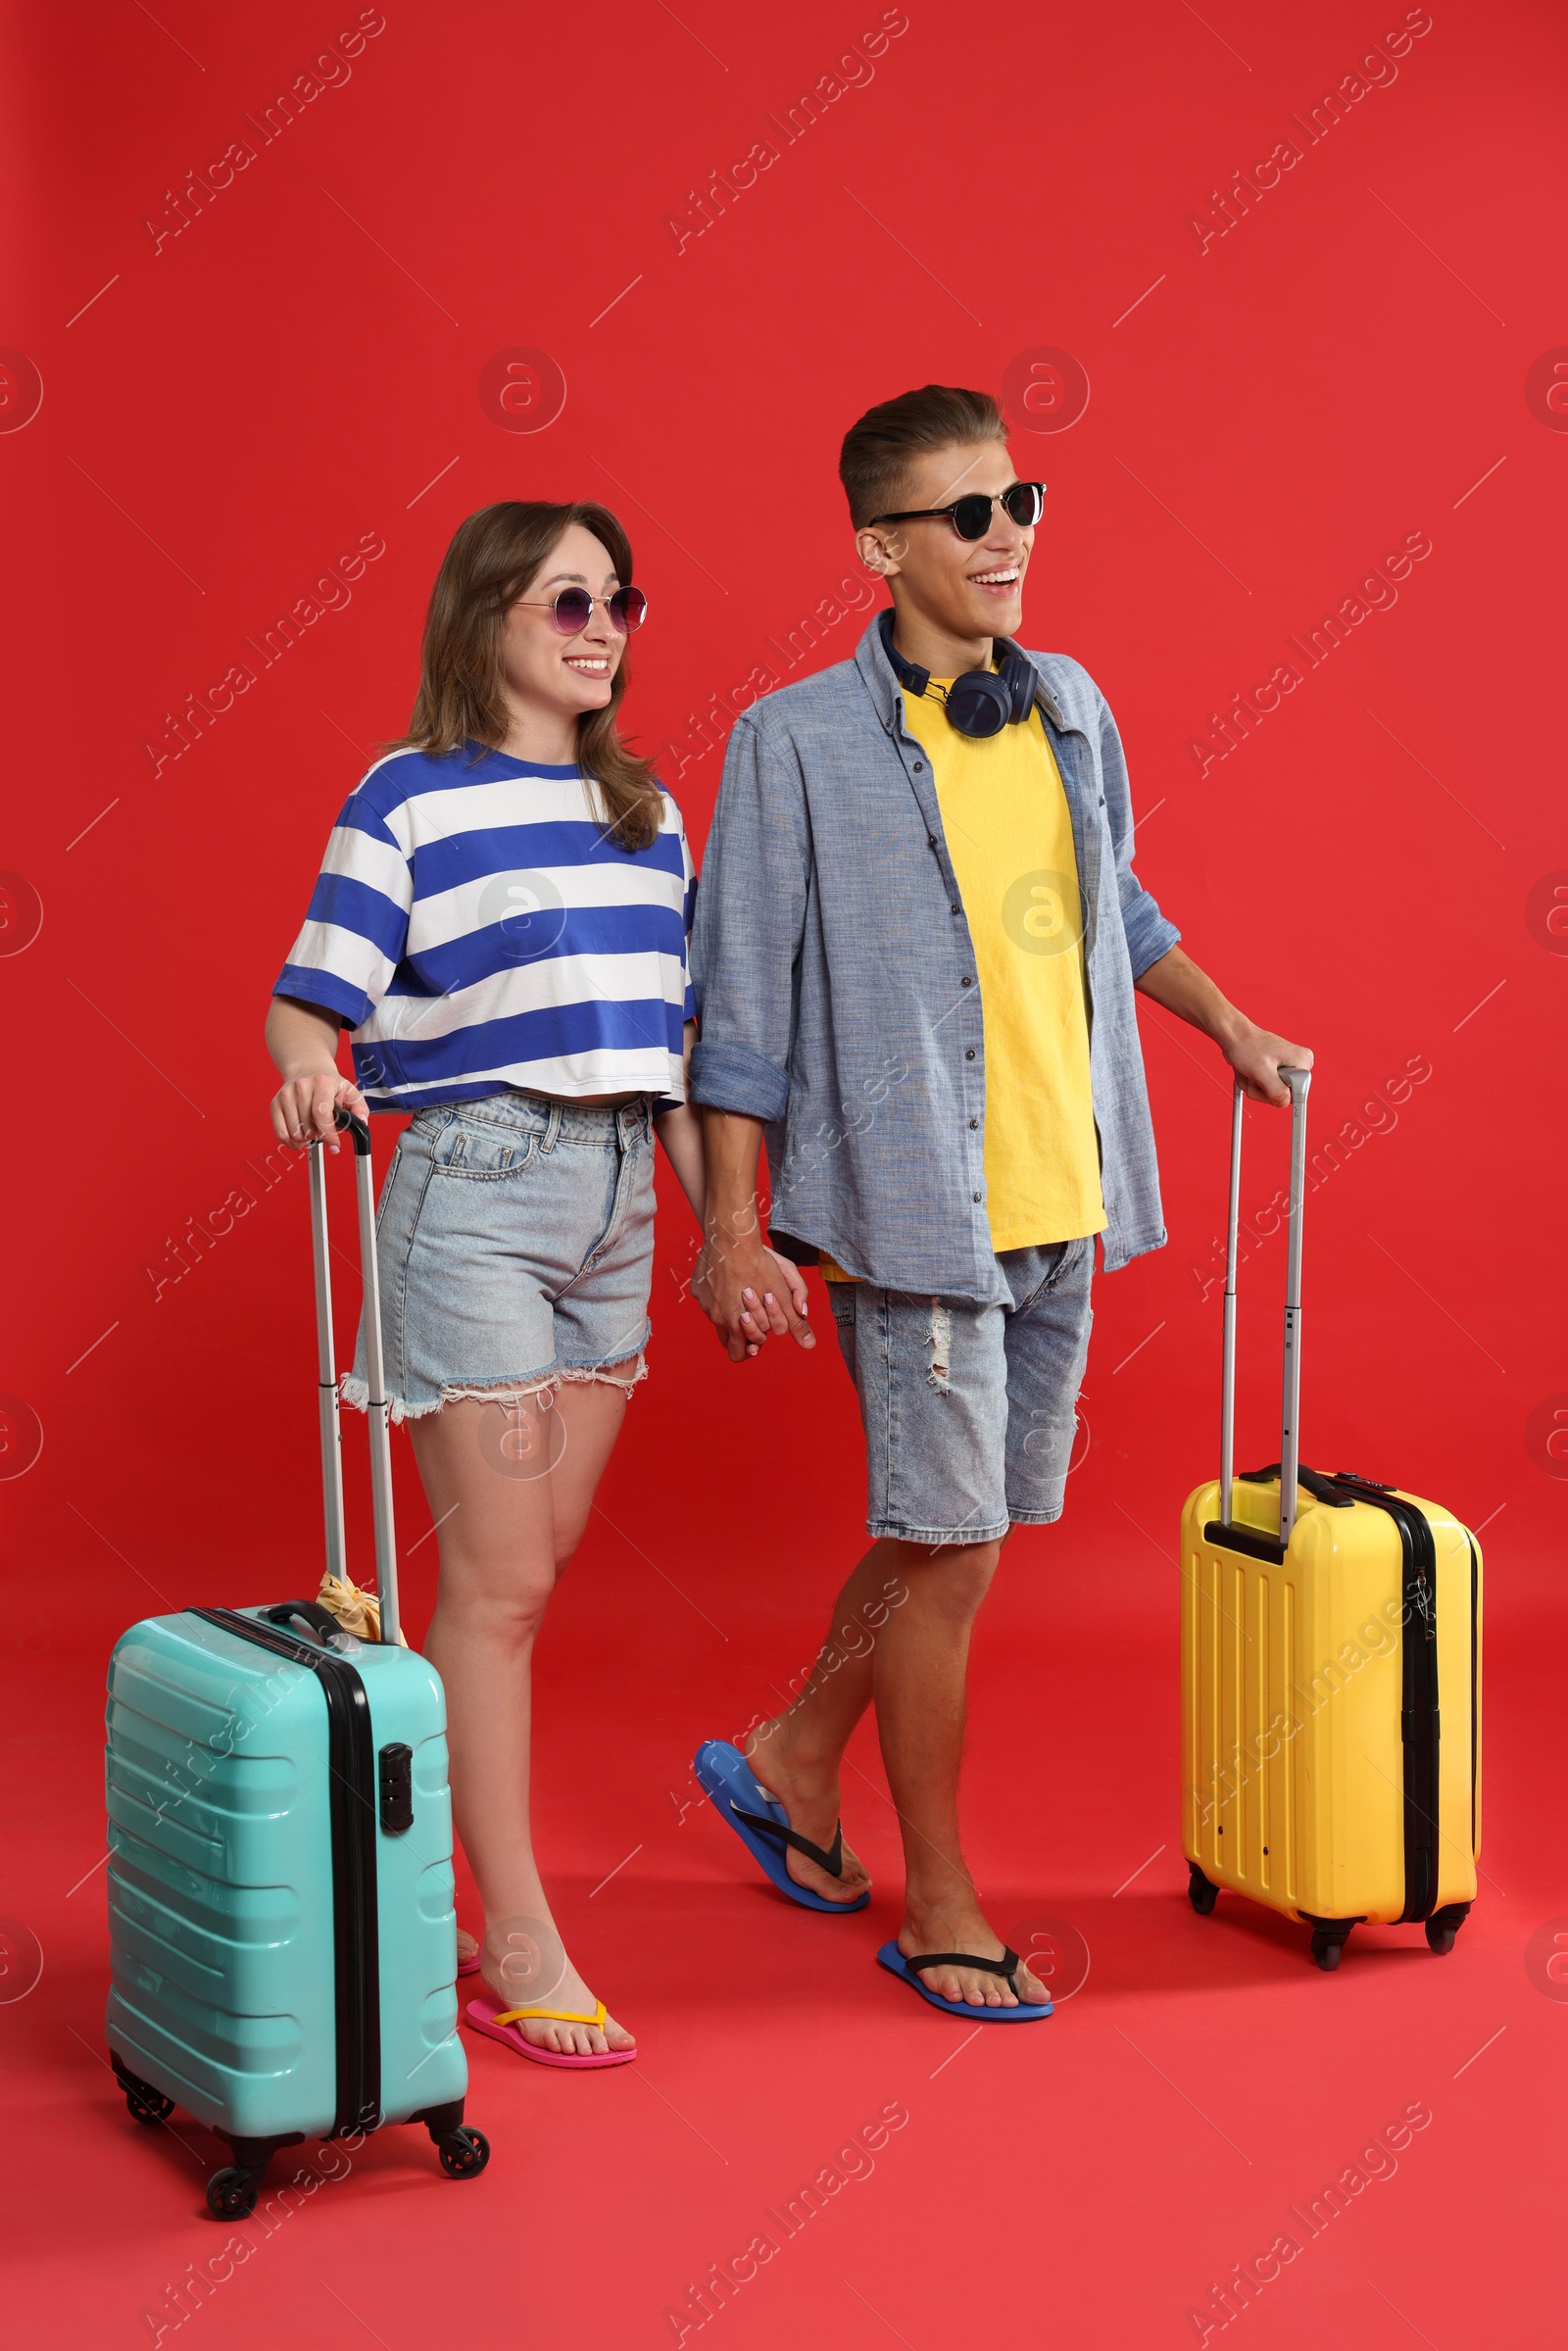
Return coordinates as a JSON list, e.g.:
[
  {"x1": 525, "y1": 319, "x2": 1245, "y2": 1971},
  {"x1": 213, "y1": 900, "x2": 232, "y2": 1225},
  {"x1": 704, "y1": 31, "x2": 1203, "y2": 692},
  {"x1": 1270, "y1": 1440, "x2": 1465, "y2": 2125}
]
[{"x1": 266, "y1": 500, "x2": 805, "y2": 2066}]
